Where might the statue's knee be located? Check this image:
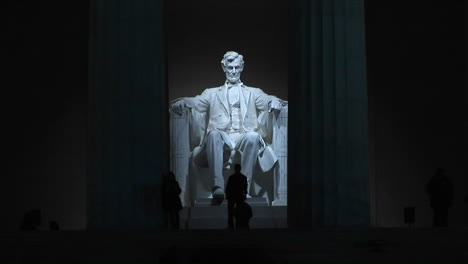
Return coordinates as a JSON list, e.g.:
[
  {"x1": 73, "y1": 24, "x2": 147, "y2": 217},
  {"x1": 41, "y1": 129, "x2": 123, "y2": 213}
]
[
  {"x1": 244, "y1": 131, "x2": 260, "y2": 145},
  {"x1": 206, "y1": 130, "x2": 222, "y2": 141}
]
